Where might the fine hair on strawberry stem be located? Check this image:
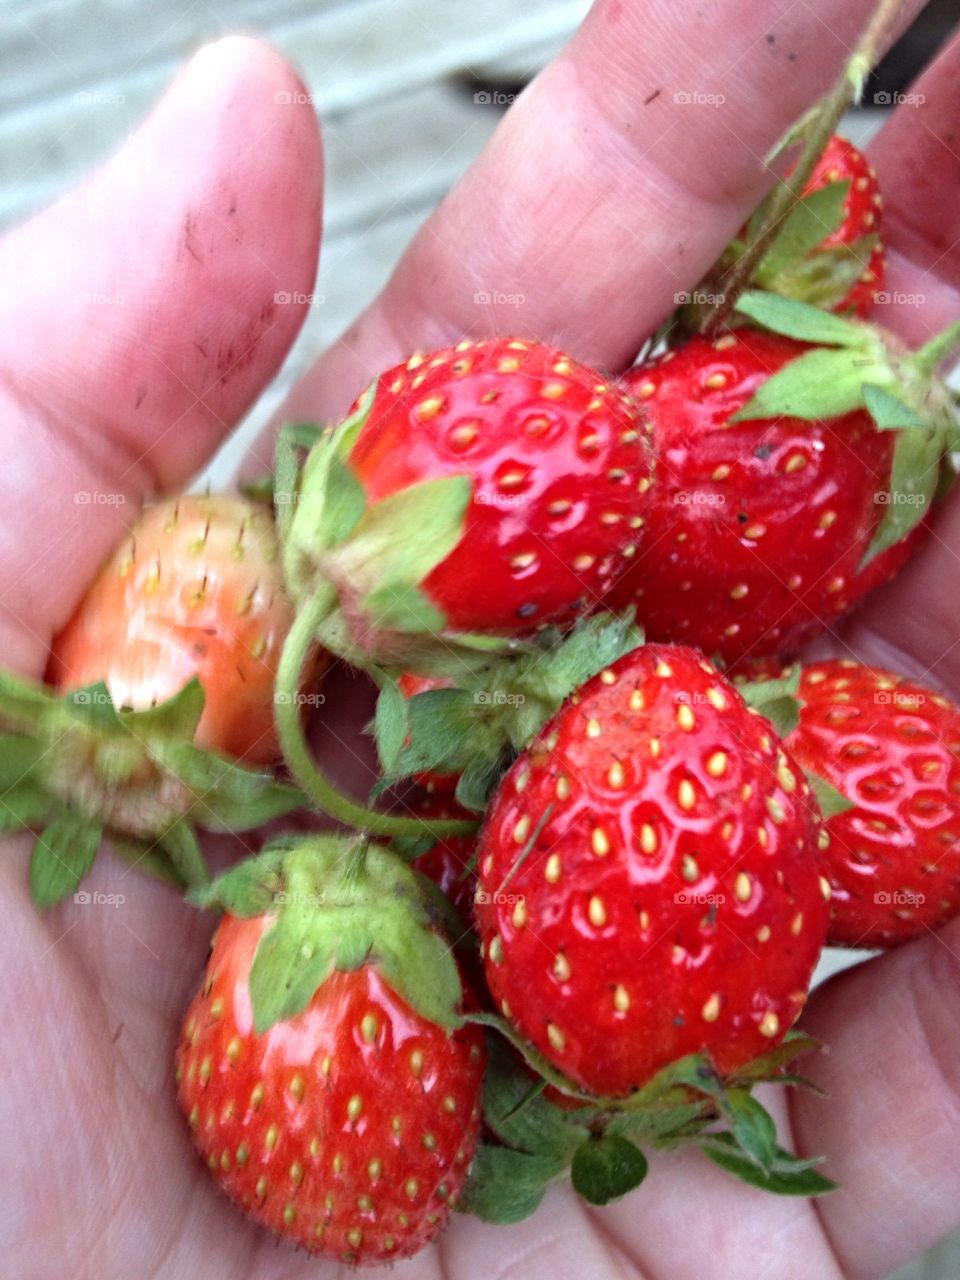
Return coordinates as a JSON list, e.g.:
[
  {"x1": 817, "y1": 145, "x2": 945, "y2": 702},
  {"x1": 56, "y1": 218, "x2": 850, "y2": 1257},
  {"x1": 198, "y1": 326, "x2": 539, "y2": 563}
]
[
  {"x1": 702, "y1": 0, "x2": 906, "y2": 334},
  {"x1": 274, "y1": 589, "x2": 478, "y2": 839}
]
